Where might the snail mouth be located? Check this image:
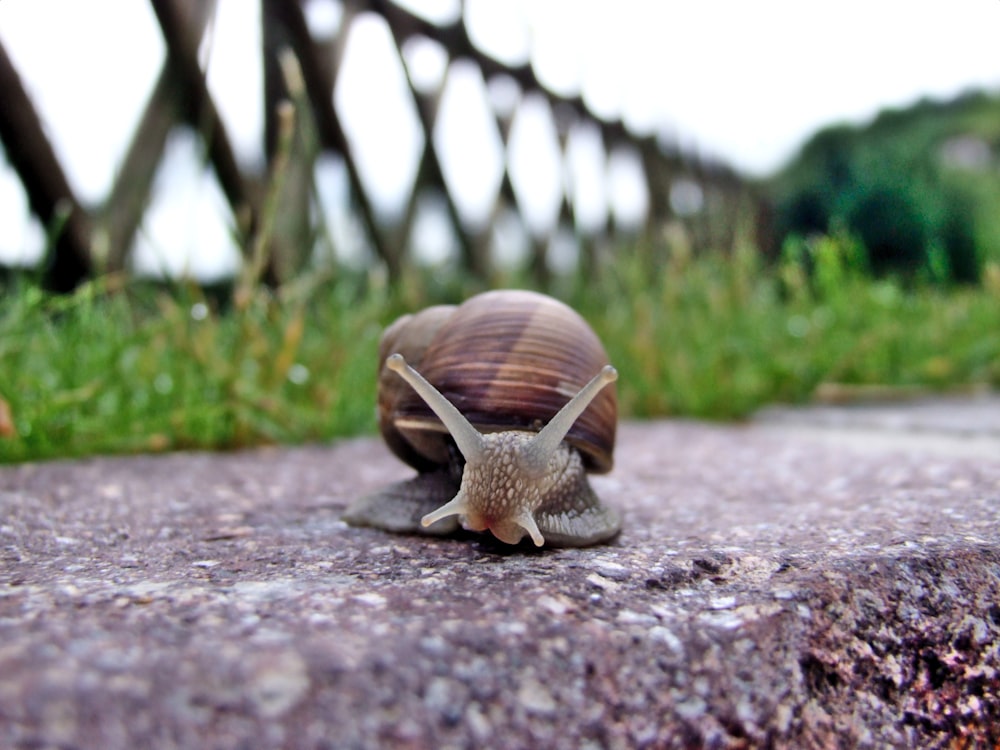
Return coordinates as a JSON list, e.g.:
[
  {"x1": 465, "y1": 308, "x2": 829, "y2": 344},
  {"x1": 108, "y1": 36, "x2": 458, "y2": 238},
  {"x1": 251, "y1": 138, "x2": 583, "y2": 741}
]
[
  {"x1": 485, "y1": 514, "x2": 545, "y2": 547},
  {"x1": 460, "y1": 511, "x2": 490, "y2": 534},
  {"x1": 487, "y1": 523, "x2": 525, "y2": 545},
  {"x1": 421, "y1": 494, "x2": 544, "y2": 547},
  {"x1": 456, "y1": 511, "x2": 535, "y2": 547}
]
